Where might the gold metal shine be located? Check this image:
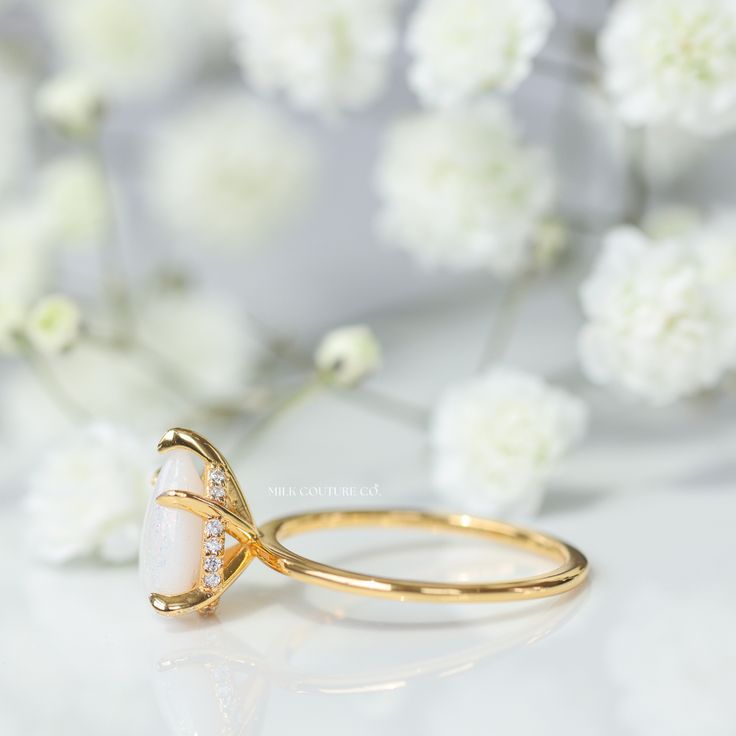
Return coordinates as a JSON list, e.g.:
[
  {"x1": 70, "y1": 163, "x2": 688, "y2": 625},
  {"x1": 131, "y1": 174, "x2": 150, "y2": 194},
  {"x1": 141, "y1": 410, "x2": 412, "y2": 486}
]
[{"x1": 148, "y1": 428, "x2": 589, "y2": 616}]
